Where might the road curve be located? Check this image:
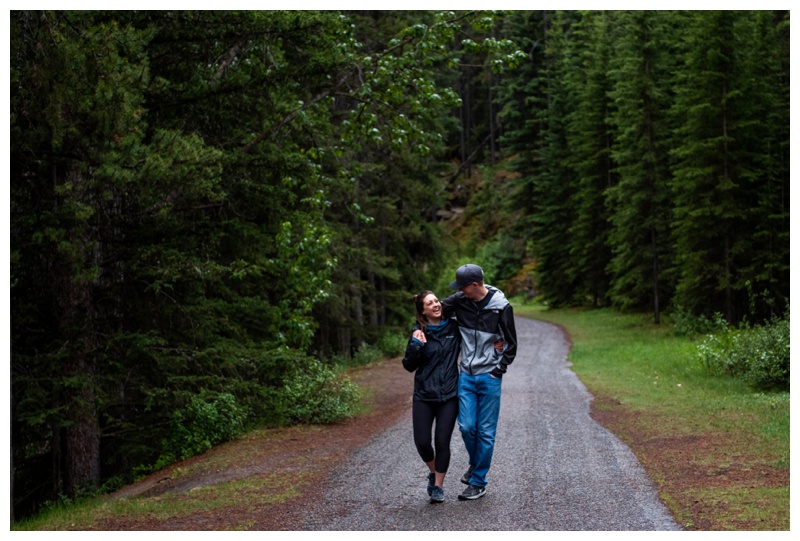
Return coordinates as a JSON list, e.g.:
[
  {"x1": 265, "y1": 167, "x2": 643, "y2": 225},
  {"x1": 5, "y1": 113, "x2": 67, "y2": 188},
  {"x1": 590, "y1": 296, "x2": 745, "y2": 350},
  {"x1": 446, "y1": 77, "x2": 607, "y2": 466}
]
[{"x1": 299, "y1": 316, "x2": 680, "y2": 531}]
